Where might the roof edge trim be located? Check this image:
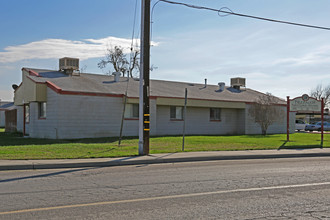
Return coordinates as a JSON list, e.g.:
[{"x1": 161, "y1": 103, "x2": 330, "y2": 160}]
[
  {"x1": 29, "y1": 70, "x2": 40, "y2": 77},
  {"x1": 46, "y1": 81, "x2": 62, "y2": 93},
  {"x1": 46, "y1": 81, "x2": 124, "y2": 98},
  {"x1": 245, "y1": 101, "x2": 287, "y2": 107},
  {"x1": 22, "y1": 68, "x2": 41, "y2": 77}
]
